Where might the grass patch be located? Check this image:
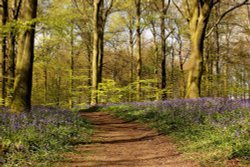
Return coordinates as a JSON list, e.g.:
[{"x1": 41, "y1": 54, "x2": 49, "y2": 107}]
[
  {"x1": 101, "y1": 98, "x2": 250, "y2": 166},
  {"x1": 0, "y1": 107, "x2": 93, "y2": 166}
]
